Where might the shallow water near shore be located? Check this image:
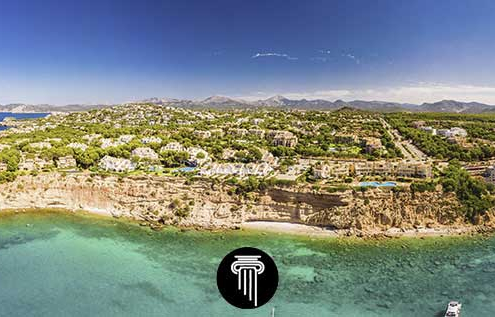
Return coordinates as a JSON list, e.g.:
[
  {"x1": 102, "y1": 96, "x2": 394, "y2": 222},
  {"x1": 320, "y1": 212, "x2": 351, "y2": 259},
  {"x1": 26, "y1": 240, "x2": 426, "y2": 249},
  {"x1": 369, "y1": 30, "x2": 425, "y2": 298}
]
[{"x1": 0, "y1": 210, "x2": 494, "y2": 316}]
